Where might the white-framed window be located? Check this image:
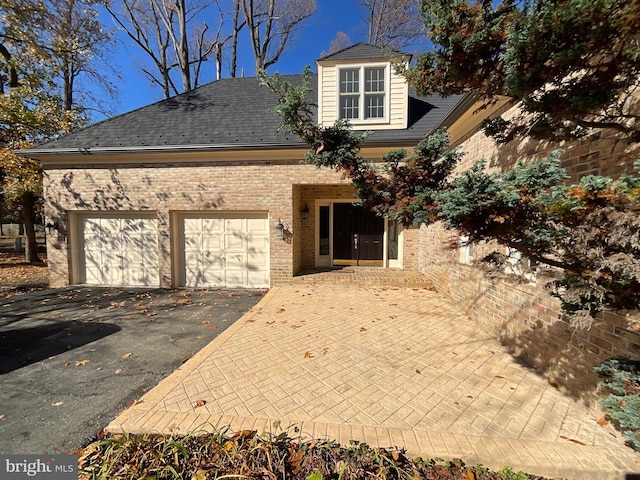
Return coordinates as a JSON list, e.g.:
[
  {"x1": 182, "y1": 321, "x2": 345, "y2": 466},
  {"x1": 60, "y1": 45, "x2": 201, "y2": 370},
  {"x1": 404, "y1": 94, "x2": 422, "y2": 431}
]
[
  {"x1": 459, "y1": 235, "x2": 474, "y2": 264},
  {"x1": 338, "y1": 64, "x2": 389, "y2": 122}
]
